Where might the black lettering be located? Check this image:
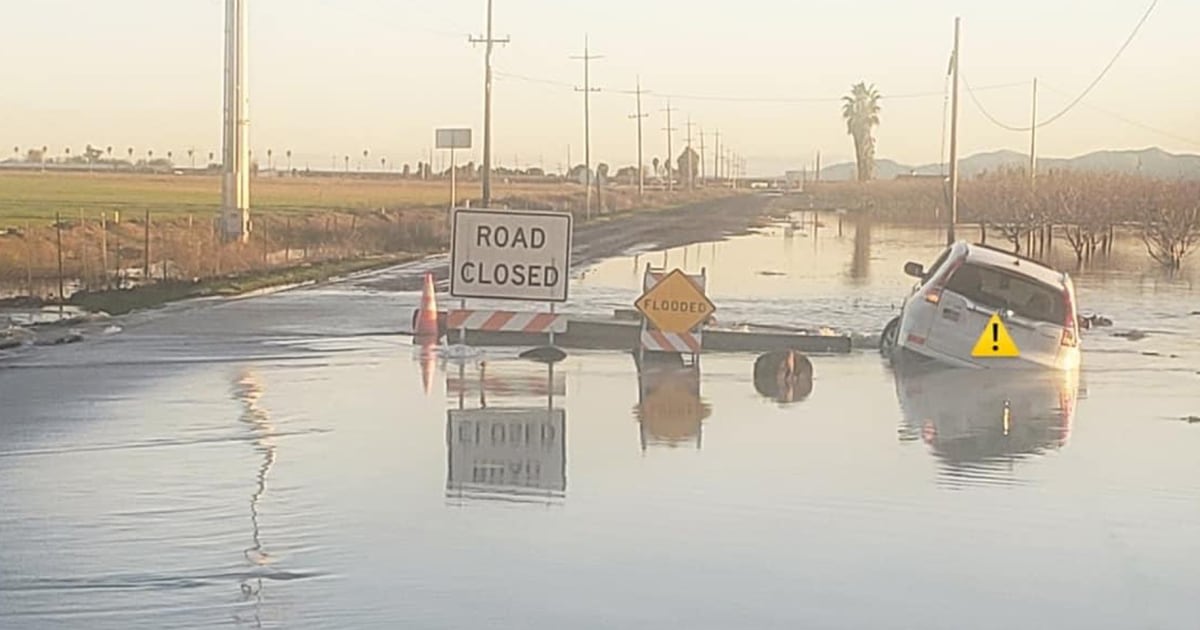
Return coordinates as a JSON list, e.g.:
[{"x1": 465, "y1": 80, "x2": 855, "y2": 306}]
[
  {"x1": 527, "y1": 265, "x2": 541, "y2": 286},
  {"x1": 511, "y1": 264, "x2": 526, "y2": 286},
  {"x1": 531, "y1": 228, "x2": 546, "y2": 249},
  {"x1": 460, "y1": 262, "x2": 476, "y2": 283},
  {"x1": 512, "y1": 228, "x2": 528, "y2": 248},
  {"x1": 493, "y1": 226, "x2": 509, "y2": 247},
  {"x1": 494, "y1": 264, "x2": 510, "y2": 285},
  {"x1": 545, "y1": 266, "x2": 559, "y2": 287},
  {"x1": 478, "y1": 263, "x2": 491, "y2": 284},
  {"x1": 476, "y1": 225, "x2": 492, "y2": 247}
]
